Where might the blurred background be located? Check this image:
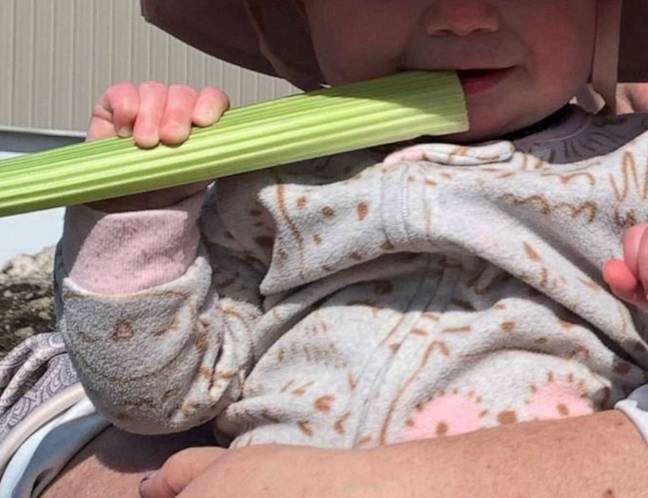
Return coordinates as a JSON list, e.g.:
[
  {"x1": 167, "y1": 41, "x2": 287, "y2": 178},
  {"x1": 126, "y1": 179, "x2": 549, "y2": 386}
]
[{"x1": 0, "y1": 0, "x2": 299, "y2": 267}]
